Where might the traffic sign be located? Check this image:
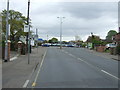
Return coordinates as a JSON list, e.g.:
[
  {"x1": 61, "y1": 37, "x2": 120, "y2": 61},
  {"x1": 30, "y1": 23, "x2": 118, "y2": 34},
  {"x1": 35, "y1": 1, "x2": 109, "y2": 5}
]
[{"x1": 24, "y1": 25, "x2": 29, "y2": 32}]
